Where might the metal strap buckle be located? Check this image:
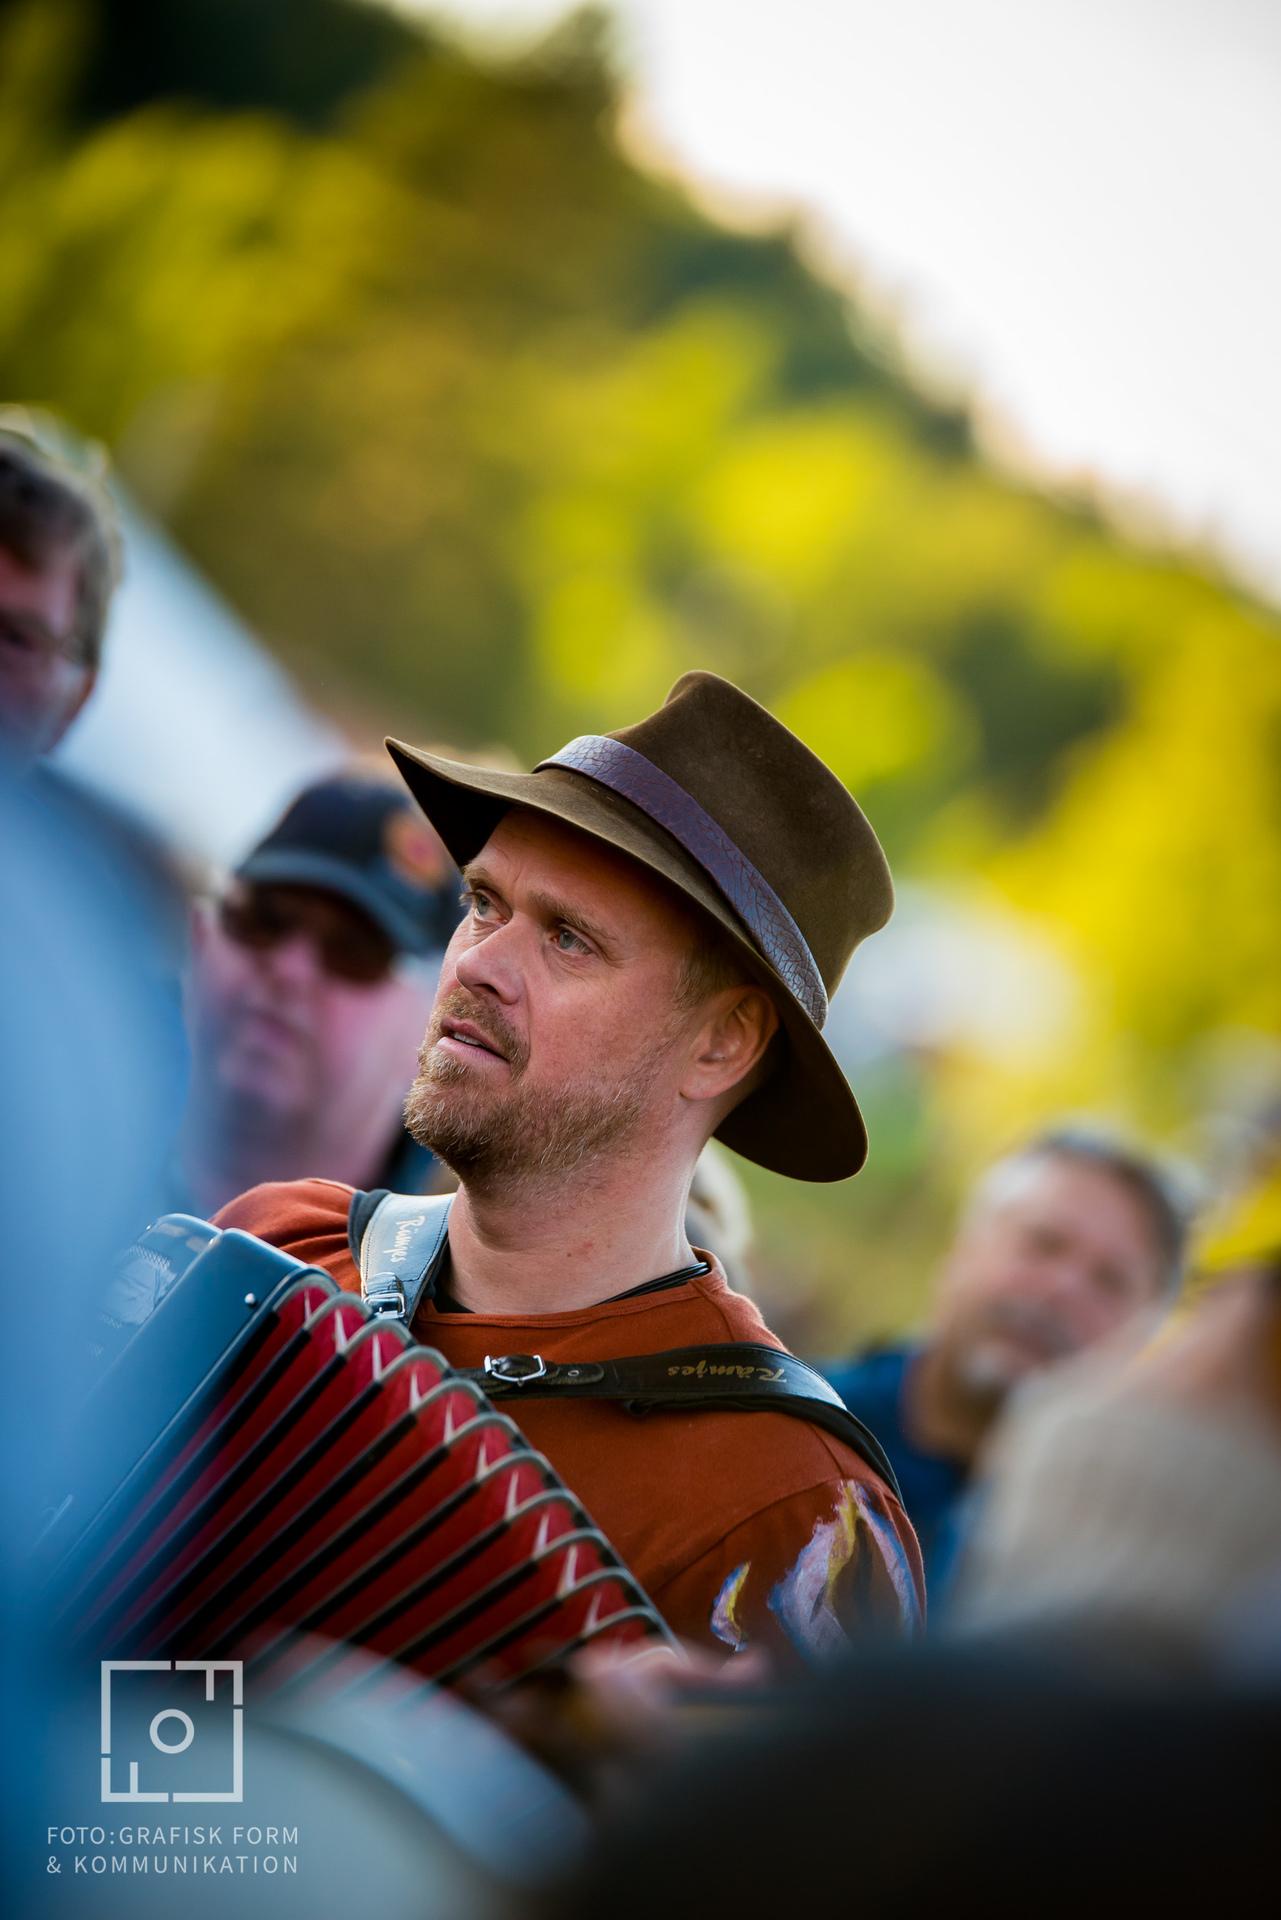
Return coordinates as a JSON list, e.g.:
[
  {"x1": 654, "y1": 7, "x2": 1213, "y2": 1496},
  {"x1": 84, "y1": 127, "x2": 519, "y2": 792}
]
[
  {"x1": 483, "y1": 1352, "x2": 548, "y2": 1386},
  {"x1": 363, "y1": 1272, "x2": 407, "y2": 1319}
]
